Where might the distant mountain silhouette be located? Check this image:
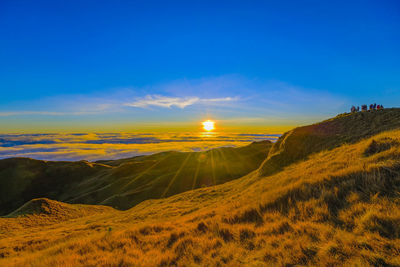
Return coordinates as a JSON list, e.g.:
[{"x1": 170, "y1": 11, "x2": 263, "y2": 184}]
[{"x1": 0, "y1": 140, "x2": 271, "y2": 215}]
